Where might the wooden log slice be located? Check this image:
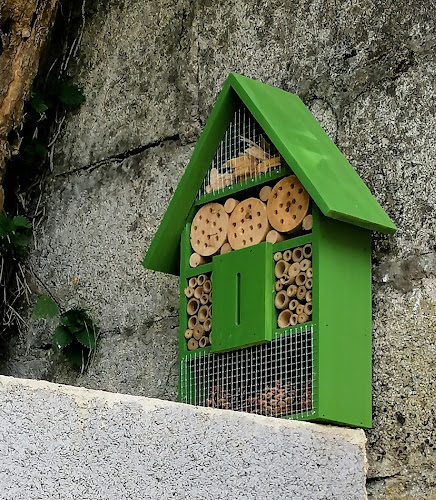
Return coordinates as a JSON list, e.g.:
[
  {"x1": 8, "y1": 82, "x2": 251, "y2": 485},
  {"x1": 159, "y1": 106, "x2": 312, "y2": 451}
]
[
  {"x1": 267, "y1": 176, "x2": 309, "y2": 232},
  {"x1": 191, "y1": 203, "x2": 229, "y2": 256},
  {"x1": 228, "y1": 198, "x2": 270, "y2": 250}
]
